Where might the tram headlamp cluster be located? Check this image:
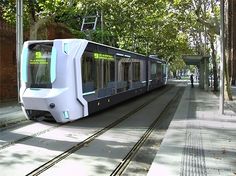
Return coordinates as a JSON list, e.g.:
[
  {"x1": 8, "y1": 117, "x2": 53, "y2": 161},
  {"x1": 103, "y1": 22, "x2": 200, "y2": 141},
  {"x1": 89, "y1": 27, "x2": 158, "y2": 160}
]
[{"x1": 63, "y1": 111, "x2": 70, "y2": 119}]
